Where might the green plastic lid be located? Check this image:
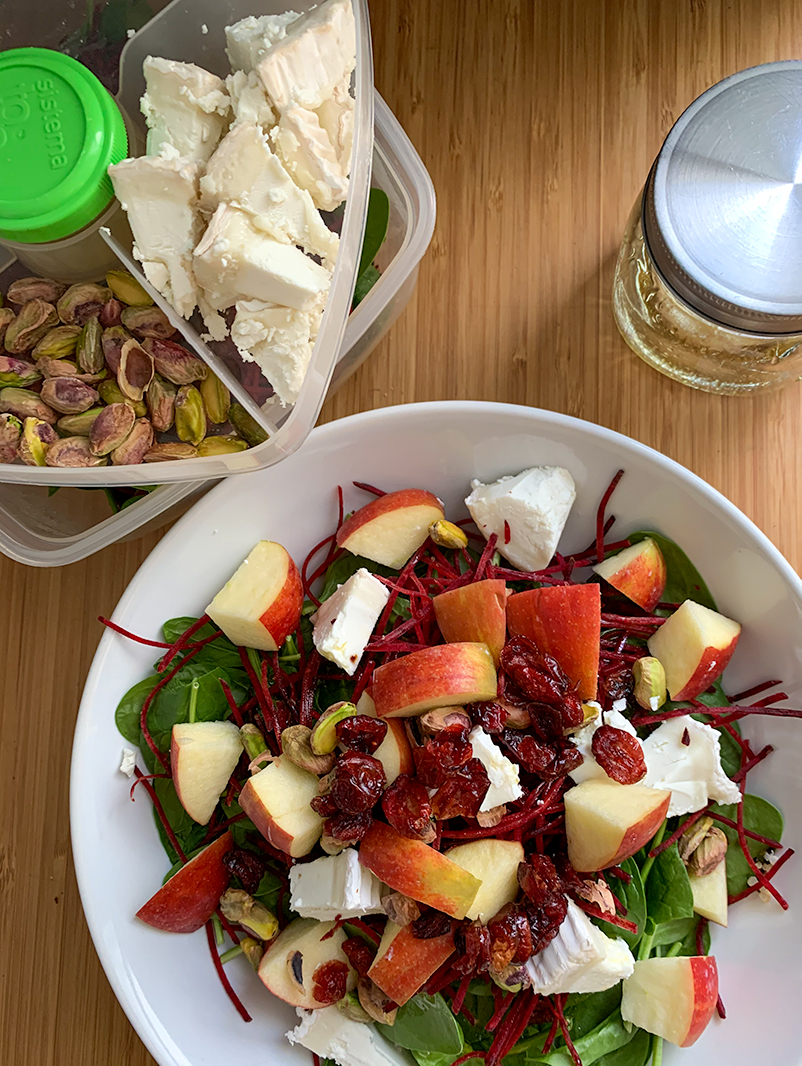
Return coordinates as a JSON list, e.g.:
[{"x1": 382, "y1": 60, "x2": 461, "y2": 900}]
[{"x1": 0, "y1": 48, "x2": 129, "y2": 244}]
